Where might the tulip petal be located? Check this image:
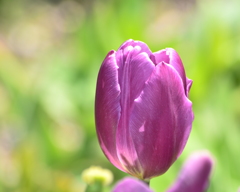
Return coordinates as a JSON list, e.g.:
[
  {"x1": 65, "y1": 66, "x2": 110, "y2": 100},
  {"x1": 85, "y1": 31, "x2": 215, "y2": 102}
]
[
  {"x1": 112, "y1": 177, "x2": 154, "y2": 192},
  {"x1": 95, "y1": 50, "x2": 124, "y2": 171},
  {"x1": 154, "y1": 48, "x2": 189, "y2": 96},
  {"x1": 128, "y1": 53, "x2": 155, "y2": 101},
  {"x1": 130, "y1": 62, "x2": 193, "y2": 179},
  {"x1": 115, "y1": 47, "x2": 155, "y2": 177},
  {"x1": 151, "y1": 49, "x2": 170, "y2": 65},
  {"x1": 166, "y1": 151, "x2": 214, "y2": 192},
  {"x1": 117, "y1": 39, "x2": 152, "y2": 58},
  {"x1": 186, "y1": 79, "x2": 193, "y2": 97}
]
